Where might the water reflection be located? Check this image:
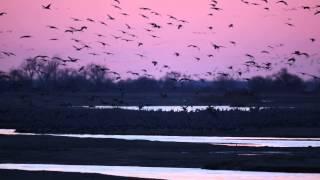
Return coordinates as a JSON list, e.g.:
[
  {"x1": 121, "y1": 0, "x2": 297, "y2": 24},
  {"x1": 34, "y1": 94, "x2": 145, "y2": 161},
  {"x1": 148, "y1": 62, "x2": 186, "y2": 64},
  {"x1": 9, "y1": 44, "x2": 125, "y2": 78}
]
[
  {"x1": 76, "y1": 105, "x2": 296, "y2": 112},
  {"x1": 0, "y1": 164, "x2": 319, "y2": 180},
  {"x1": 1, "y1": 129, "x2": 319, "y2": 148},
  {"x1": 76, "y1": 105, "x2": 256, "y2": 112}
]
